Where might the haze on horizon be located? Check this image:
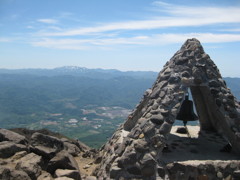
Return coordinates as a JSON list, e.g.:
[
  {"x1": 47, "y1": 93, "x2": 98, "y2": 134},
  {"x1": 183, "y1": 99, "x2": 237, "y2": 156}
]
[{"x1": 1, "y1": 0, "x2": 240, "y2": 77}]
